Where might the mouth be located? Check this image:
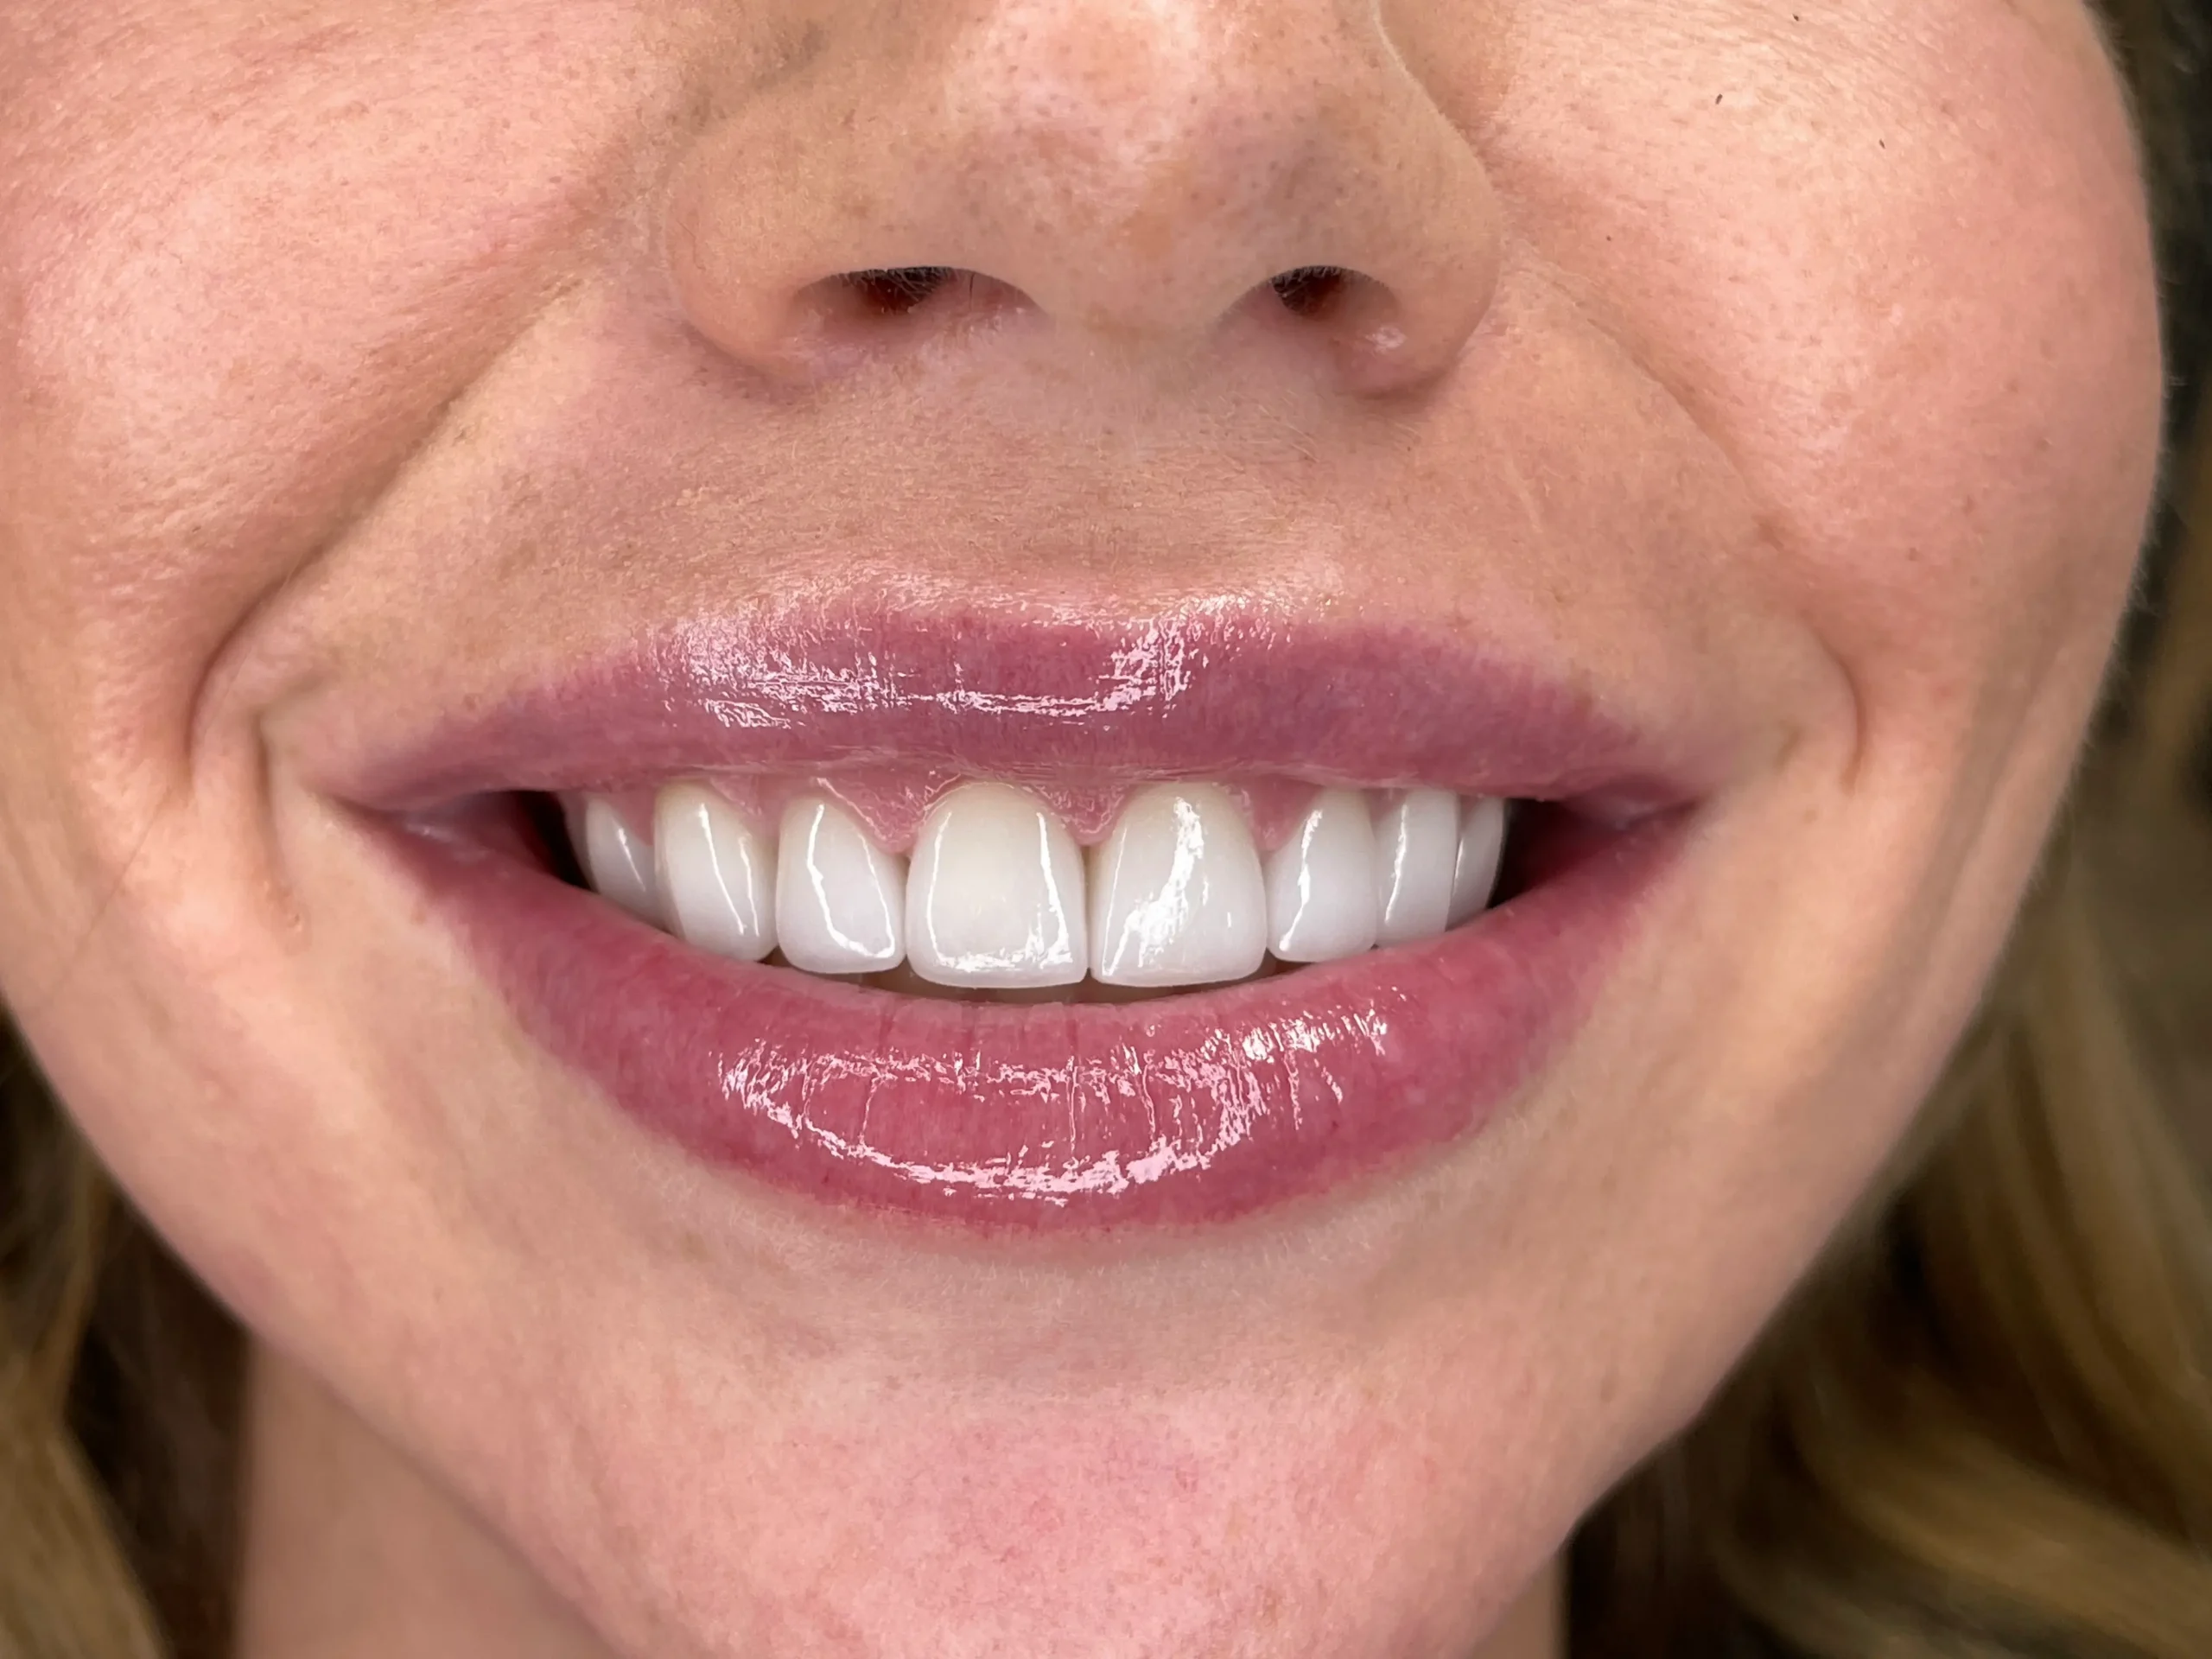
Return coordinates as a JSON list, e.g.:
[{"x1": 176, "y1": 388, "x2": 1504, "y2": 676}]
[{"x1": 334, "y1": 606, "x2": 1704, "y2": 1230}]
